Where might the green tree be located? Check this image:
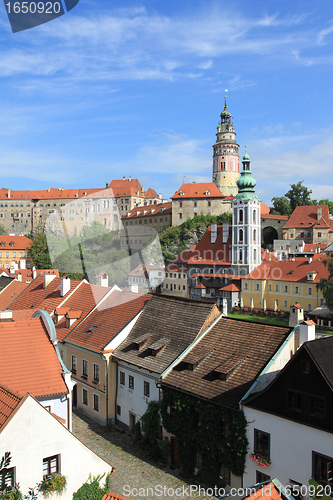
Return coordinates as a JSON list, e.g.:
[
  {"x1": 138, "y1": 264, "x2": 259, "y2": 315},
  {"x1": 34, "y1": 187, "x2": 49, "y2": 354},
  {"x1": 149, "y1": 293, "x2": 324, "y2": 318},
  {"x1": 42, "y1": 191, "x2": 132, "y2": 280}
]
[
  {"x1": 271, "y1": 196, "x2": 292, "y2": 215},
  {"x1": 285, "y1": 180, "x2": 312, "y2": 211},
  {"x1": 316, "y1": 254, "x2": 333, "y2": 312},
  {"x1": 28, "y1": 233, "x2": 52, "y2": 269}
]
